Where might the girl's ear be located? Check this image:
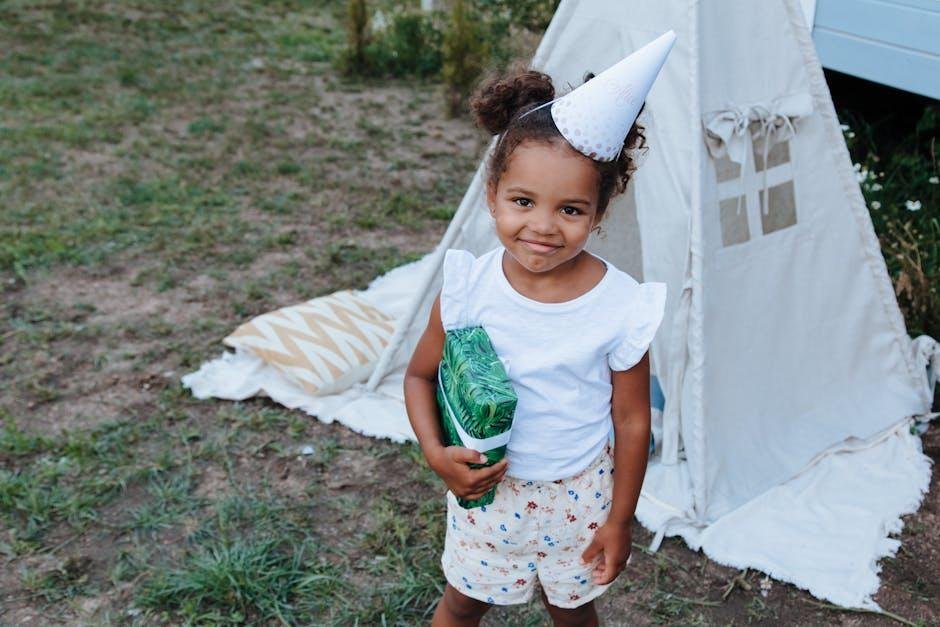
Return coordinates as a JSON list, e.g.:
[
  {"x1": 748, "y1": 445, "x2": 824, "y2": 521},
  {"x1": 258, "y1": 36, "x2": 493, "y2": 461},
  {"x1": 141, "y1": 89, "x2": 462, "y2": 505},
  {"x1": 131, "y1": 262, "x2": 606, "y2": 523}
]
[{"x1": 485, "y1": 182, "x2": 497, "y2": 216}]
